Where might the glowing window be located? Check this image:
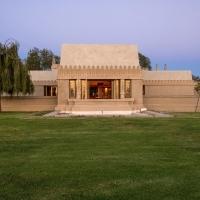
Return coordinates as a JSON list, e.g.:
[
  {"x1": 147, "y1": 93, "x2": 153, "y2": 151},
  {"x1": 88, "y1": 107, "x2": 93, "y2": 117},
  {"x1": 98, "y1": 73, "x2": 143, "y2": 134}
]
[{"x1": 69, "y1": 80, "x2": 76, "y2": 99}]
